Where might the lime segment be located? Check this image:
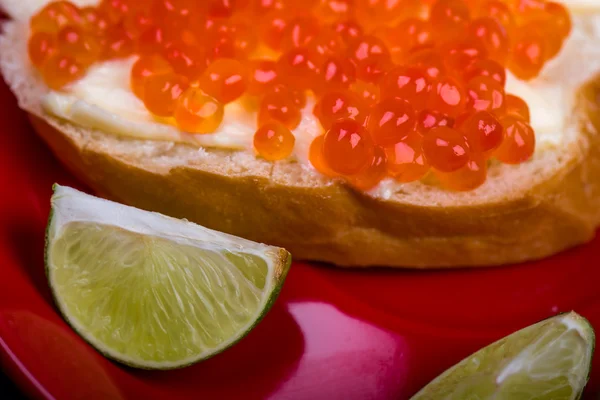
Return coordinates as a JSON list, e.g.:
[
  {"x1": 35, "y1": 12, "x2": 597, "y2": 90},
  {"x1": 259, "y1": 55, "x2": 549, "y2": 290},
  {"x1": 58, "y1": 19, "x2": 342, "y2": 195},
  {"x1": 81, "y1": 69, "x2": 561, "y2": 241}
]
[
  {"x1": 412, "y1": 312, "x2": 595, "y2": 400},
  {"x1": 46, "y1": 185, "x2": 291, "y2": 369}
]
